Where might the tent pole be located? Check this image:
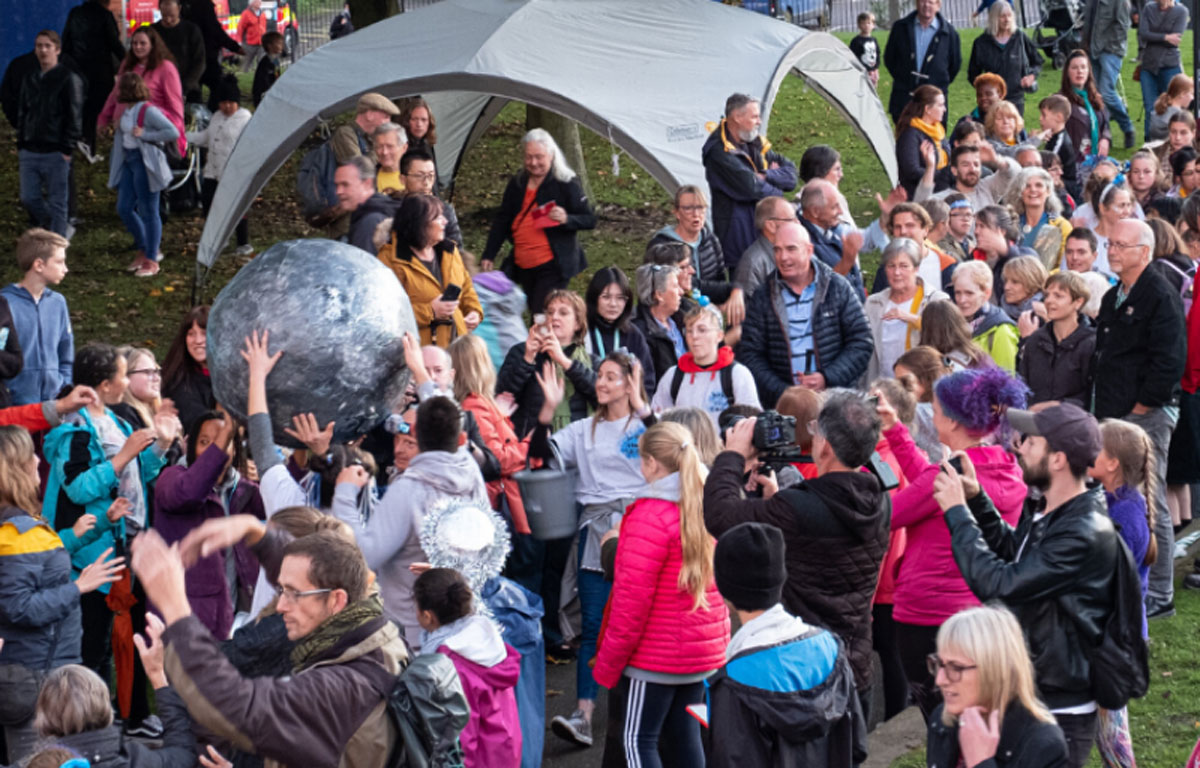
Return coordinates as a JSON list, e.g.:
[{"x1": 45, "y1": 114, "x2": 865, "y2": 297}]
[{"x1": 191, "y1": 261, "x2": 210, "y2": 307}]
